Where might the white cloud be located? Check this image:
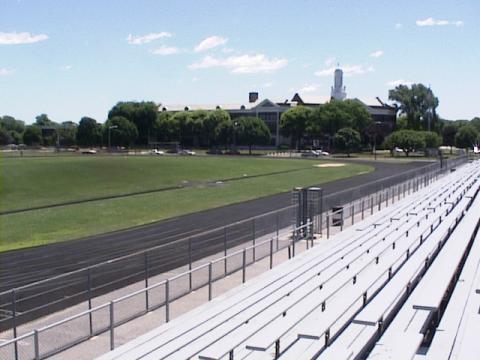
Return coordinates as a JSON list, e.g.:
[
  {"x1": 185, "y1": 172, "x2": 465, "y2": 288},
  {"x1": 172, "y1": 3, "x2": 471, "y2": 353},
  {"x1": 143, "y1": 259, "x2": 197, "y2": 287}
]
[
  {"x1": 315, "y1": 64, "x2": 374, "y2": 77},
  {"x1": 0, "y1": 68, "x2": 14, "y2": 76},
  {"x1": 0, "y1": 31, "x2": 48, "y2": 45},
  {"x1": 189, "y1": 54, "x2": 288, "y2": 74},
  {"x1": 416, "y1": 17, "x2": 464, "y2": 27},
  {"x1": 300, "y1": 83, "x2": 320, "y2": 93},
  {"x1": 194, "y1": 35, "x2": 228, "y2": 52},
  {"x1": 395, "y1": 23, "x2": 403, "y2": 29},
  {"x1": 126, "y1": 32, "x2": 171, "y2": 45},
  {"x1": 151, "y1": 45, "x2": 181, "y2": 55},
  {"x1": 324, "y1": 57, "x2": 336, "y2": 66},
  {"x1": 387, "y1": 79, "x2": 413, "y2": 87},
  {"x1": 192, "y1": 77, "x2": 199, "y2": 82},
  {"x1": 314, "y1": 66, "x2": 336, "y2": 77},
  {"x1": 222, "y1": 47, "x2": 234, "y2": 53},
  {"x1": 61, "y1": 65, "x2": 72, "y2": 71},
  {"x1": 370, "y1": 50, "x2": 384, "y2": 58}
]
